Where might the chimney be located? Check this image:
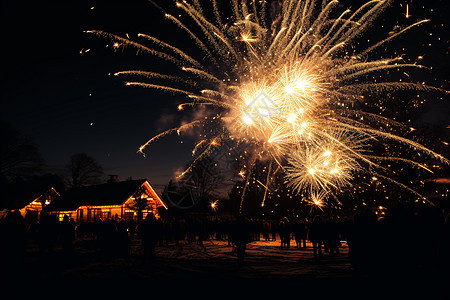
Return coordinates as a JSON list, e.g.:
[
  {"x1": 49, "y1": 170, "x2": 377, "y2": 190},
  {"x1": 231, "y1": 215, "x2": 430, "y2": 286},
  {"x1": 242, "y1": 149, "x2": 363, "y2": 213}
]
[{"x1": 107, "y1": 175, "x2": 119, "y2": 183}]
